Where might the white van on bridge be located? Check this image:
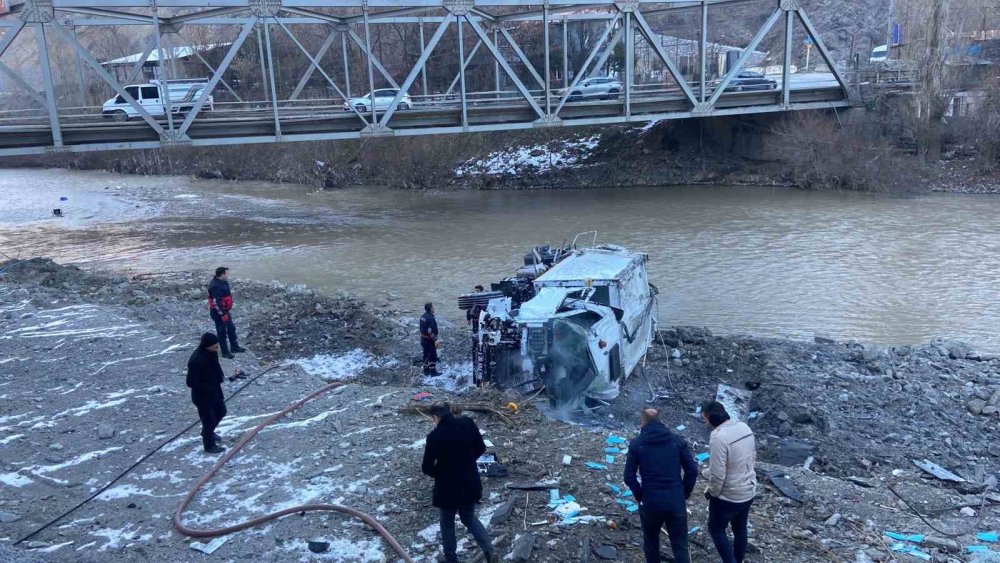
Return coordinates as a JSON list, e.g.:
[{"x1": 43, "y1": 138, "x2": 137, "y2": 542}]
[{"x1": 101, "y1": 79, "x2": 213, "y2": 122}]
